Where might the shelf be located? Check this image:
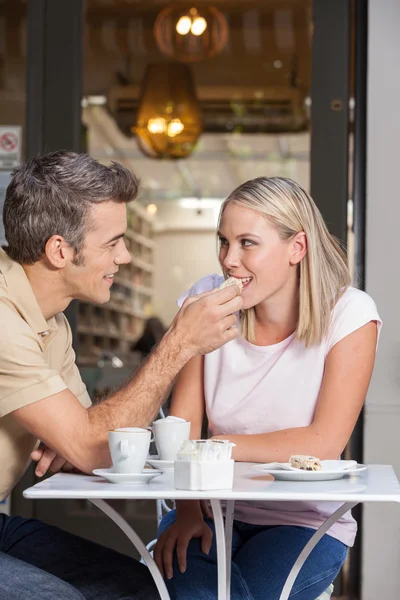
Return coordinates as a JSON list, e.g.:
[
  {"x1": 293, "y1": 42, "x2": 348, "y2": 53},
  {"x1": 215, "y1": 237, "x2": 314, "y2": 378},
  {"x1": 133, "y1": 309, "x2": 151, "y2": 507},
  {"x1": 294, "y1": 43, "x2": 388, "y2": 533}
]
[
  {"x1": 125, "y1": 229, "x2": 155, "y2": 249},
  {"x1": 134, "y1": 283, "x2": 153, "y2": 297},
  {"x1": 77, "y1": 356, "x2": 99, "y2": 367},
  {"x1": 76, "y1": 193, "x2": 154, "y2": 367},
  {"x1": 103, "y1": 301, "x2": 147, "y2": 320},
  {"x1": 130, "y1": 255, "x2": 154, "y2": 273},
  {"x1": 113, "y1": 276, "x2": 153, "y2": 297},
  {"x1": 128, "y1": 200, "x2": 154, "y2": 223},
  {"x1": 77, "y1": 355, "x2": 139, "y2": 368},
  {"x1": 77, "y1": 324, "x2": 137, "y2": 342}
]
